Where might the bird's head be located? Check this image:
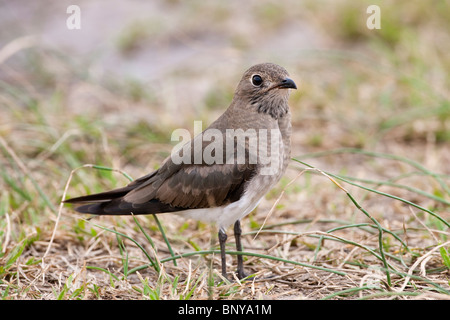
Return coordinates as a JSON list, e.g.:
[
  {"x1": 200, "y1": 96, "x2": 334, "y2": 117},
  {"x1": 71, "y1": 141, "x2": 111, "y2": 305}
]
[{"x1": 233, "y1": 63, "x2": 297, "y2": 119}]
